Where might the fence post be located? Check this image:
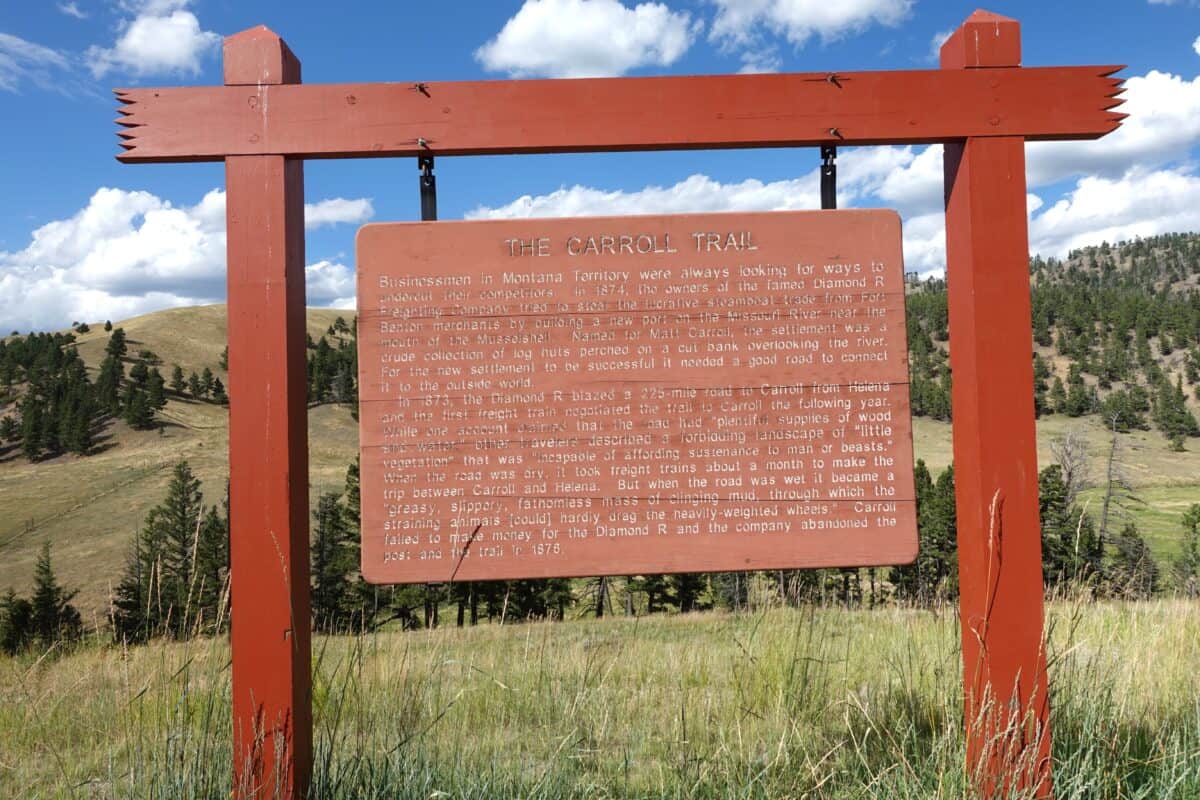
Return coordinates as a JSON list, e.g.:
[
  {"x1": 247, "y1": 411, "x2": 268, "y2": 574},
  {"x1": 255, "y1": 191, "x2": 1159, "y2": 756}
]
[
  {"x1": 941, "y1": 11, "x2": 1054, "y2": 798},
  {"x1": 223, "y1": 26, "x2": 313, "y2": 800}
]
